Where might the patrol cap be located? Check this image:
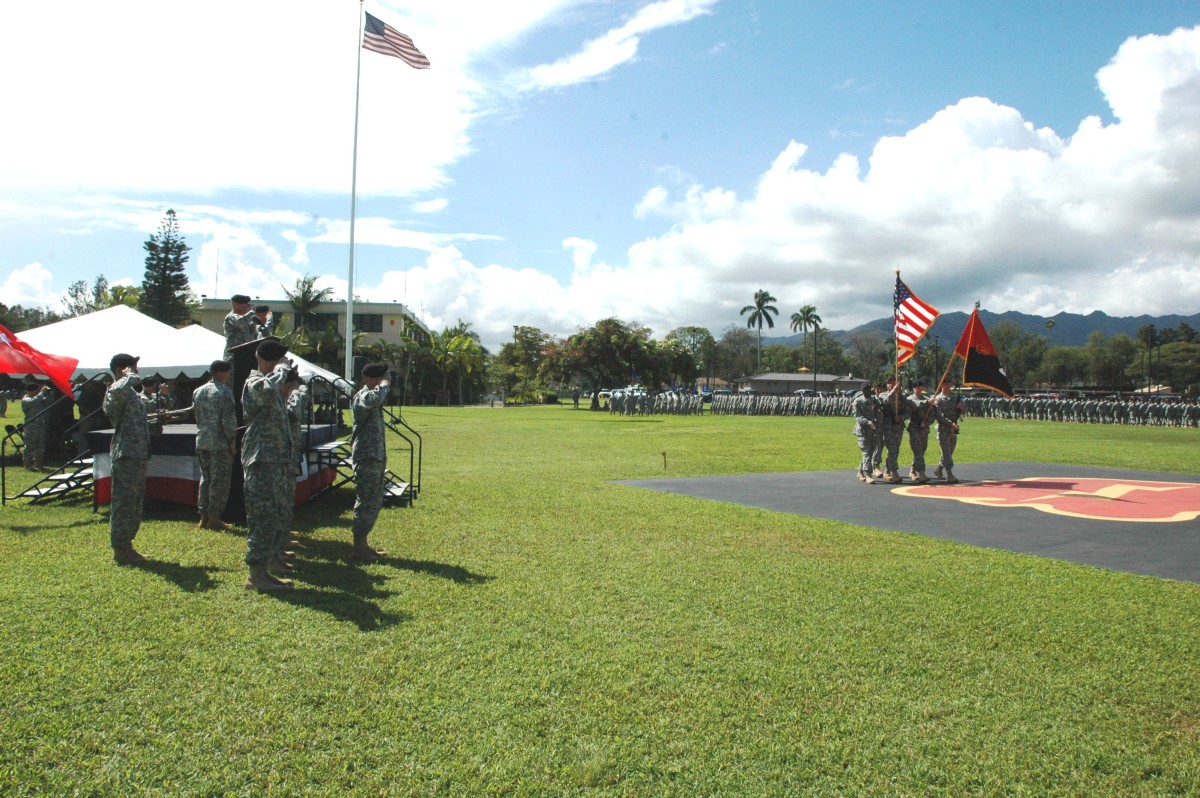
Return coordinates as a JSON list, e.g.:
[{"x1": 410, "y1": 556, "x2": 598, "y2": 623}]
[
  {"x1": 254, "y1": 304, "x2": 270, "y2": 313},
  {"x1": 913, "y1": 380, "x2": 926, "y2": 387},
  {"x1": 24, "y1": 381, "x2": 40, "y2": 392},
  {"x1": 231, "y1": 294, "x2": 252, "y2": 304},
  {"x1": 209, "y1": 360, "x2": 232, "y2": 373},
  {"x1": 141, "y1": 377, "x2": 159, "y2": 389},
  {"x1": 110, "y1": 353, "x2": 139, "y2": 371},
  {"x1": 255, "y1": 339, "x2": 288, "y2": 362},
  {"x1": 362, "y1": 362, "x2": 388, "y2": 378}
]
